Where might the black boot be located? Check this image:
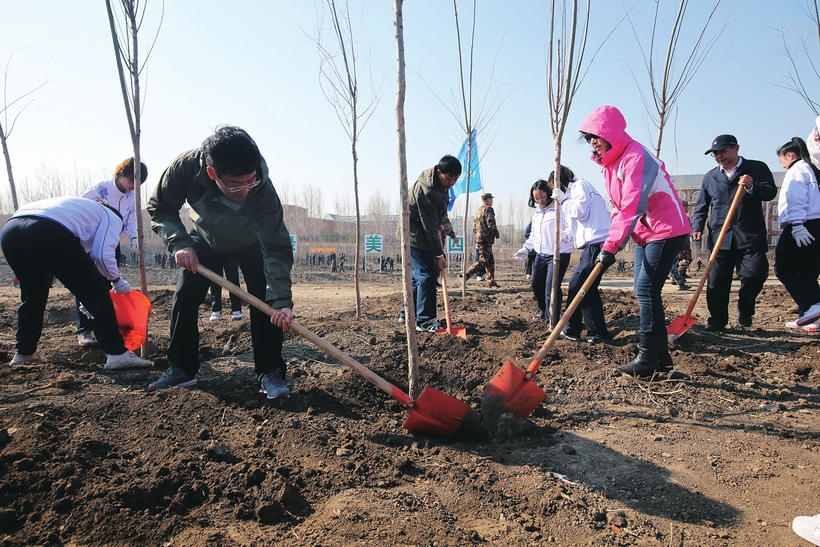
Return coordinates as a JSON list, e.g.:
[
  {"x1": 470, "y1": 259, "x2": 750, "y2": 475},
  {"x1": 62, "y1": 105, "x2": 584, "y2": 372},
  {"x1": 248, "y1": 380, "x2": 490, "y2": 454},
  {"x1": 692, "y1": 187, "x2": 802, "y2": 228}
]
[{"x1": 617, "y1": 334, "x2": 663, "y2": 377}]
